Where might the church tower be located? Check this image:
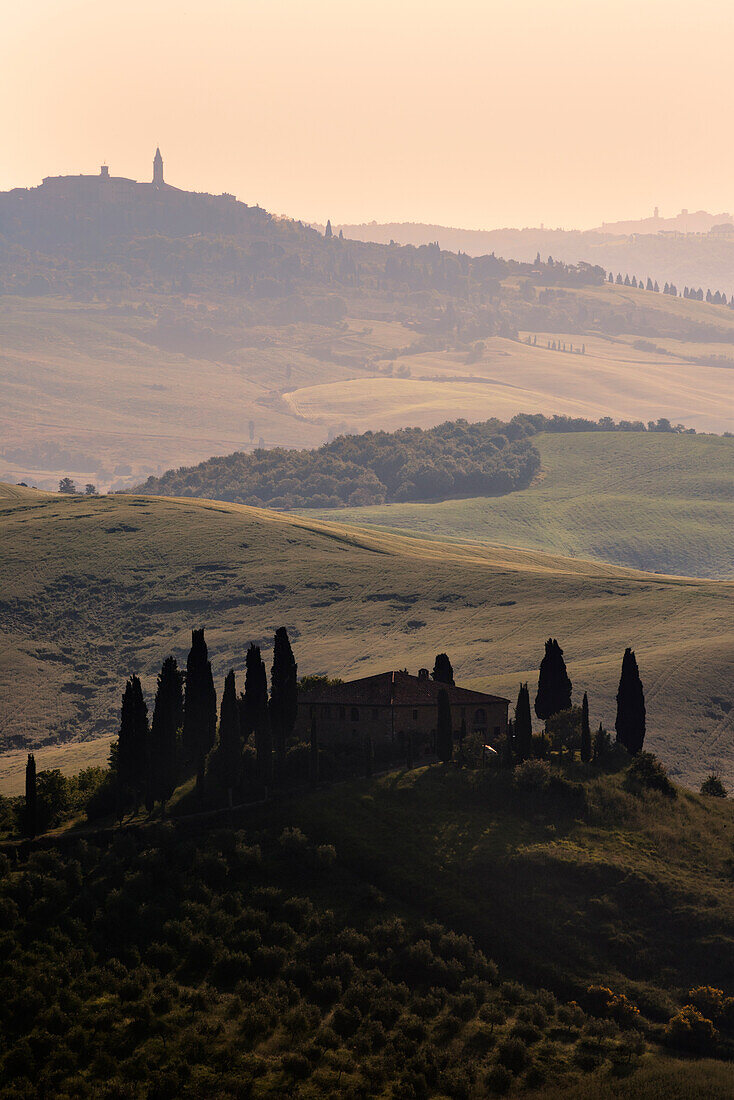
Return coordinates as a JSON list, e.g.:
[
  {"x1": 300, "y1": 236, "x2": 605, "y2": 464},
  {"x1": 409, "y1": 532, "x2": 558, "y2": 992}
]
[{"x1": 153, "y1": 147, "x2": 164, "y2": 186}]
